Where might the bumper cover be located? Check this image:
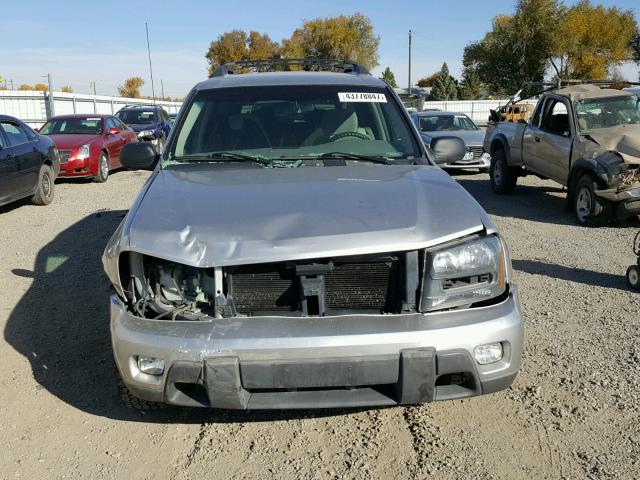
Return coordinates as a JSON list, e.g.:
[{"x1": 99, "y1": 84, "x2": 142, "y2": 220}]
[{"x1": 112, "y1": 288, "x2": 523, "y2": 409}]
